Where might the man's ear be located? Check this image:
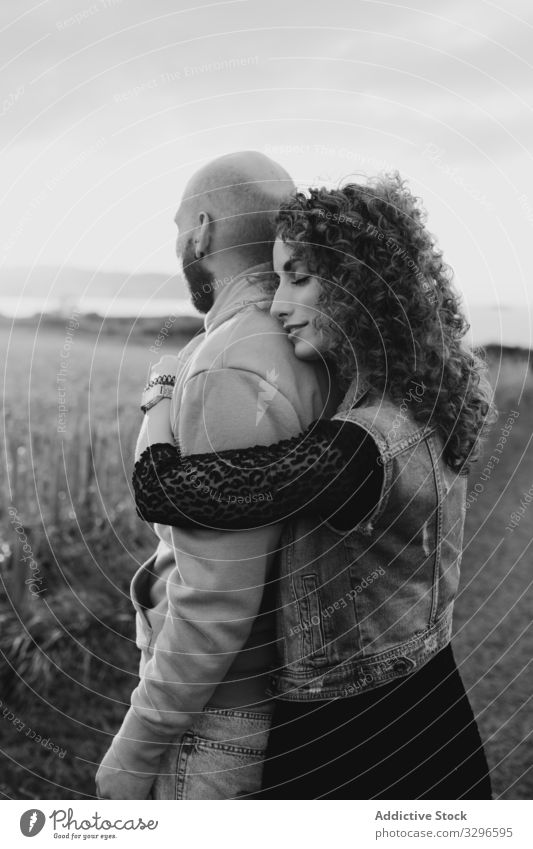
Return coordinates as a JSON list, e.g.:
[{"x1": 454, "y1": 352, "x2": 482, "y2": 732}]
[{"x1": 195, "y1": 210, "x2": 212, "y2": 257}]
